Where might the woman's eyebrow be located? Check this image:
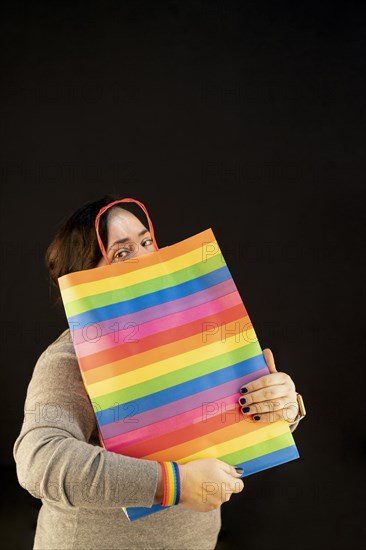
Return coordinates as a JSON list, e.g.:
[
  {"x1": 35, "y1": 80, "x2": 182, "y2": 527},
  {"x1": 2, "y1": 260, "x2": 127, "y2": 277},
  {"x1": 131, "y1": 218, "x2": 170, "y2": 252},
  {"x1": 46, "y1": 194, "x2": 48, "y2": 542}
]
[{"x1": 107, "y1": 228, "x2": 149, "y2": 252}]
